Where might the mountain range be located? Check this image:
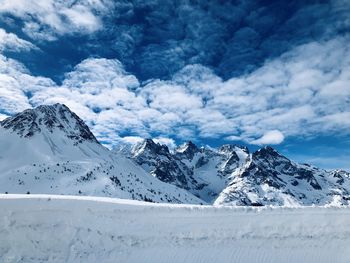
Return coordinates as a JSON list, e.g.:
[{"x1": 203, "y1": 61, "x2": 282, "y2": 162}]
[{"x1": 1, "y1": 103, "x2": 349, "y2": 206}]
